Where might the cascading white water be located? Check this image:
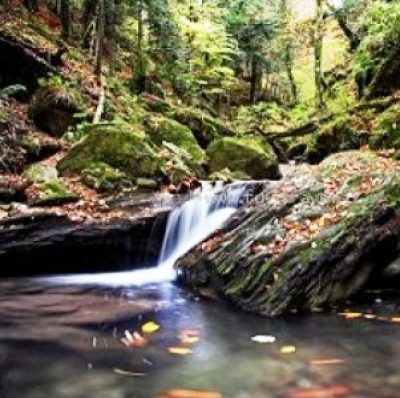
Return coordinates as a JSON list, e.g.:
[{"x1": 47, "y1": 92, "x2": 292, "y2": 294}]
[
  {"x1": 155, "y1": 182, "x2": 246, "y2": 279},
  {"x1": 43, "y1": 182, "x2": 246, "y2": 286}
]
